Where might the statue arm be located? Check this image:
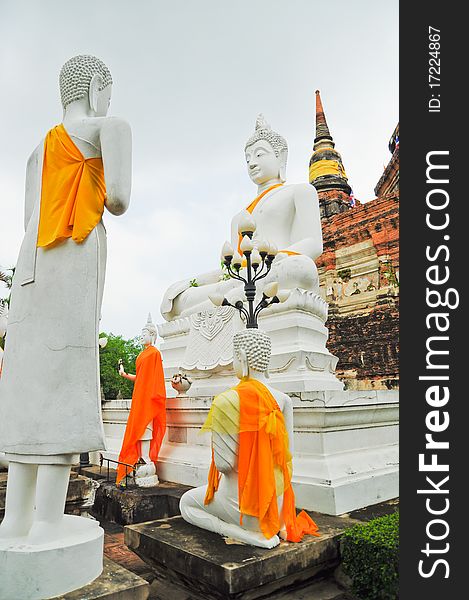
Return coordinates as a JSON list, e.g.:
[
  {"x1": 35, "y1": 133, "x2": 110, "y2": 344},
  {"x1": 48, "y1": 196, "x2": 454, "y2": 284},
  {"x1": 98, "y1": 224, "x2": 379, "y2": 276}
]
[
  {"x1": 213, "y1": 431, "x2": 239, "y2": 473},
  {"x1": 230, "y1": 211, "x2": 243, "y2": 249},
  {"x1": 100, "y1": 117, "x2": 132, "y2": 216},
  {"x1": 210, "y1": 390, "x2": 240, "y2": 473},
  {"x1": 287, "y1": 184, "x2": 323, "y2": 259},
  {"x1": 120, "y1": 372, "x2": 136, "y2": 381}
]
